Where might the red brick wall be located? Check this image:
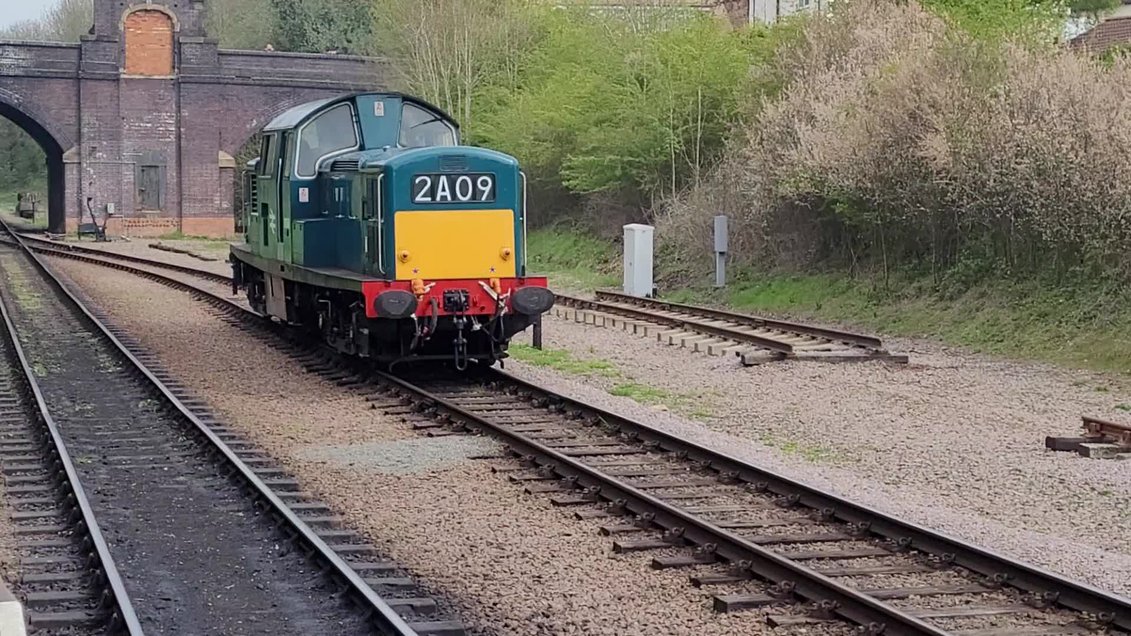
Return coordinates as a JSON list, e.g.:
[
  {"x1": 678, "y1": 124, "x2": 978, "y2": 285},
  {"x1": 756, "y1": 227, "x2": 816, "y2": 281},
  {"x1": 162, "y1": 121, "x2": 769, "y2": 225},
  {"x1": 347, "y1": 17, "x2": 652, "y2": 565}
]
[
  {"x1": 124, "y1": 10, "x2": 174, "y2": 76},
  {"x1": 181, "y1": 217, "x2": 237, "y2": 238},
  {"x1": 64, "y1": 216, "x2": 236, "y2": 239}
]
